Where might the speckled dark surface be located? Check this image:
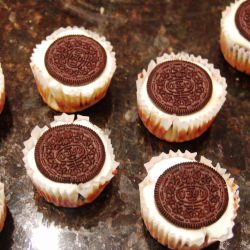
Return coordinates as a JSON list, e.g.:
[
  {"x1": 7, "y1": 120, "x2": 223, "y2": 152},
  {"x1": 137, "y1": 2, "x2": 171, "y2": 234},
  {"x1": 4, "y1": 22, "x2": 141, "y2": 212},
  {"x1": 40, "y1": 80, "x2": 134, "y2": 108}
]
[{"x1": 0, "y1": 0, "x2": 249, "y2": 249}]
